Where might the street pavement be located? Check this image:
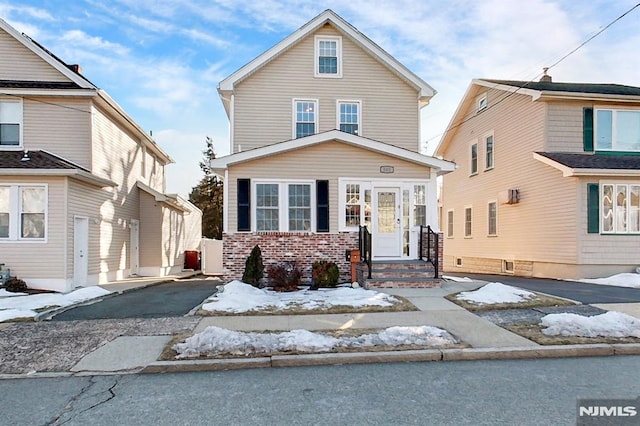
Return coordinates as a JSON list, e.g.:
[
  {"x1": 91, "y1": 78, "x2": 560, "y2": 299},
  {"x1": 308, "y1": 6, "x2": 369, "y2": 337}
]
[{"x1": 1, "y1": 273, "x2": 640, "y2": 378}]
